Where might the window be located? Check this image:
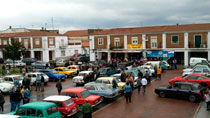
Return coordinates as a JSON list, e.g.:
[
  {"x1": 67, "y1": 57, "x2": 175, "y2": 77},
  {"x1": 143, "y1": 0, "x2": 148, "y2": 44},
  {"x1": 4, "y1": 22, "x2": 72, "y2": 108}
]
[
  {"x1": 36, "y1": 110, "x2": 43, "y2": 117},
  {"x1": 61, "y1": 51, "x2": 65, "y2": 57},
  {"x1": 69, "y1": 93, "x2": 78, "y2": 98},
  {"x1": 15, "y1": 108, "x2": 26, "y2": 115},
  {"x1": 85, "y1": 85, "x2": 95, "y2": 90},
  {"x1": 24, "y1": 39, "x2": 29, "y2": 48},
  {"x1": 203, "y1": 69, "x2": 210, "y2": 73},
  {"x1": 114, "y1": 38, "x2": 120, "y2": 47},
  {"x1": 171, "y1": 36, "x2": 179, "y2": 44},
  {"x1": 27, "y1": 108, "x2": 36, "y2": 116},
  {"x1": 180, "y1": 85, "x2": 191, "y2": 90},
  {"x1": 49, "y1": 38, "x2": 54, "y2": 45},
  {"x1": 151, "y1": 36, "x2": 157, "y2": 49},
  {"x1": 103, "y1": 80, "x2": 110, "y2": 84},
  {"x1": 54, "y1": 102, "x2": 63, "y2": 107},
  {"x1": 47, "y1": 106, "x2": 58, "y2": 115},
  {"x1": 35, "y1": 39, "x2": 40, "y2": 45},
  {"x1": 187, "y1": 76, "x2": 197, "y2": 79},
  {"x1": 80, "y1": 90, "x2": 91, "y2": 98},
  {"x1": 64, "y1": 99, "x2": 74, "y2": 106},
  {"x1": 98, "y1": 38, "x2": 104, "y2": 45},
  {"x1": 132, "y1": 37, "x2": 138, "y2": 44},
  {"x1": 3, "y1": 40, "x2": 7, "y2": 45},
  {"x1": 74, "y1": 50, "x2": 78, "y2": 54}
]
